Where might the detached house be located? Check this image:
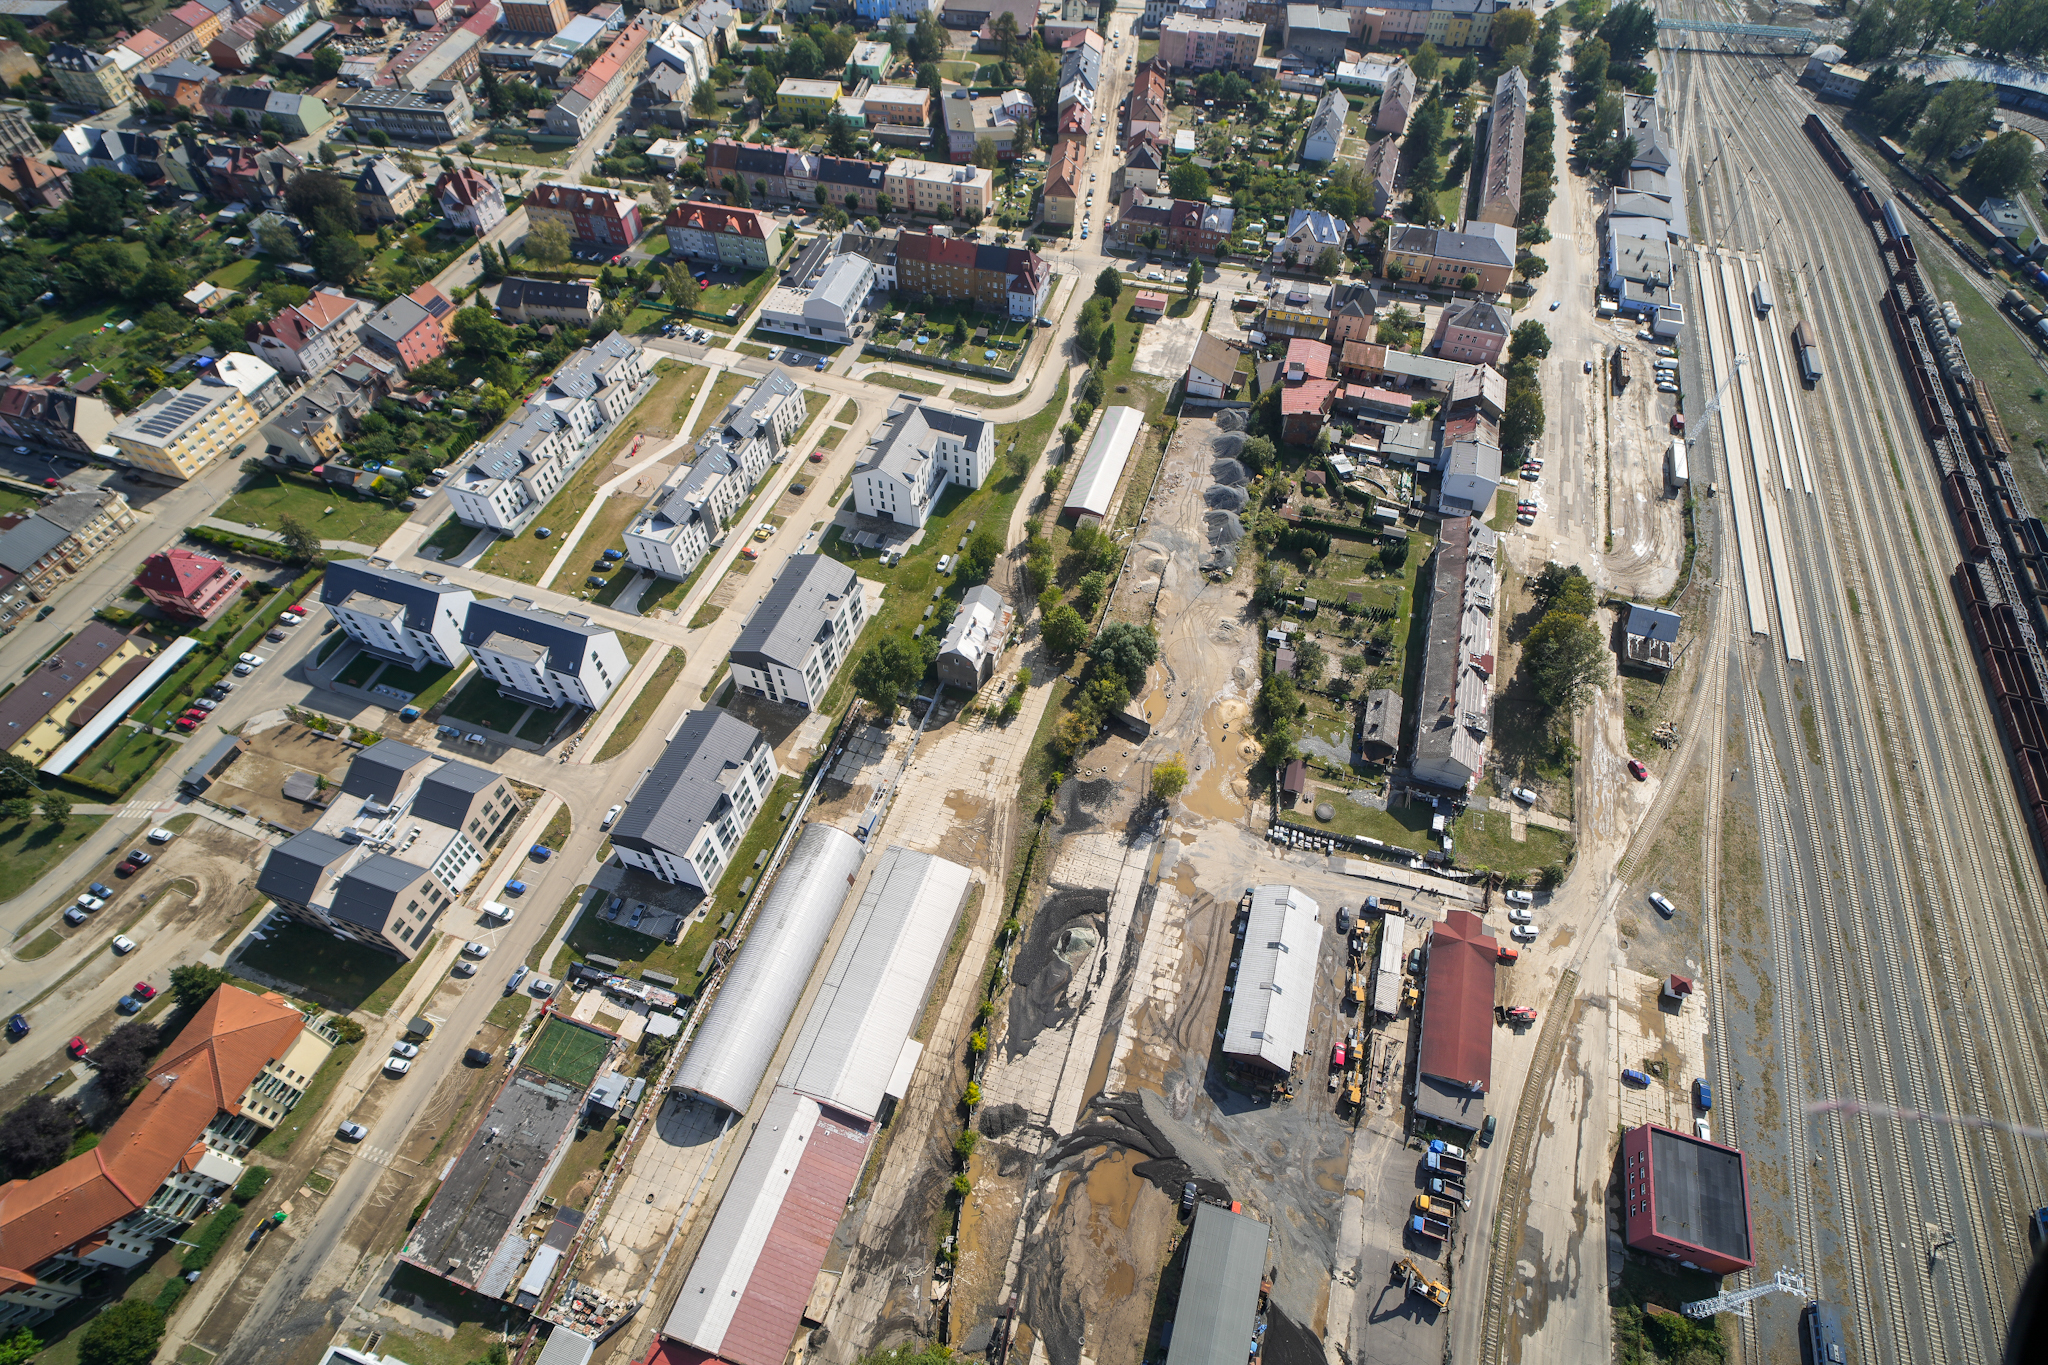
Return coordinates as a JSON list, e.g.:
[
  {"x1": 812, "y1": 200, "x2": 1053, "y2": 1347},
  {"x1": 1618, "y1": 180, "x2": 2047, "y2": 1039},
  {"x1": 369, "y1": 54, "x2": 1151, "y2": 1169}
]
[
  {"x1": 433, "y1": 165, "x2": 504, "y2": 234},
  {"x1": 247, "y1": 287, "x2": 368, "y2": 377},
  {"x1": 133, "y1": 547, "x2": 241, "y2": 622},
  {"x1": 358, "y1": 284, "x2": 453, "y2": 374},
  {"x1": 524, "y1": 180, "x2": 642, "y2": 251},
  {"x1": 354, "y1": 155, "x2": 419, "y2": 225}
]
